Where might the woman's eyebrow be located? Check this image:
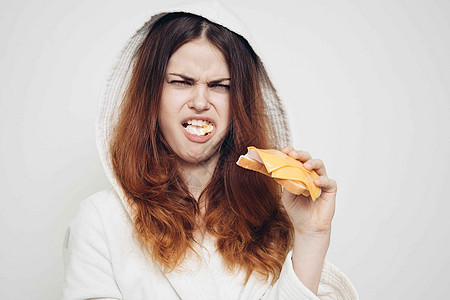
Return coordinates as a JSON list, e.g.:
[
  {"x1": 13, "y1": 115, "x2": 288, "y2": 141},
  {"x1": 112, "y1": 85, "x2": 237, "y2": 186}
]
[
  {"x1": 168, "y1": 73, "x2": 195, "y2": 81},
  {"x1": 209, "y1": 77, "x2": 231, "y2": 84}
]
